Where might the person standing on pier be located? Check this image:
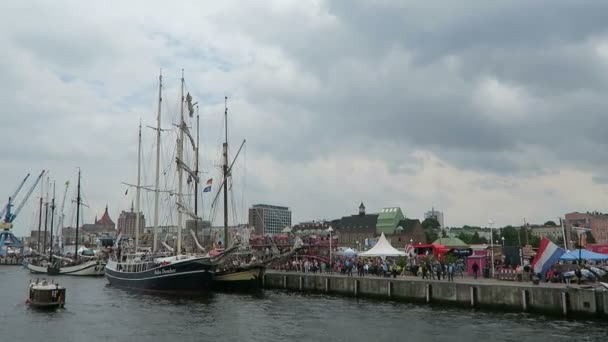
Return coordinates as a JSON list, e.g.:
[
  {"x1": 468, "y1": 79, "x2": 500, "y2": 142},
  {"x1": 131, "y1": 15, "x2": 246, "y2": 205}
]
[{"x1": 472, "y1": 262, "x2": 480, "y2": 279}]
